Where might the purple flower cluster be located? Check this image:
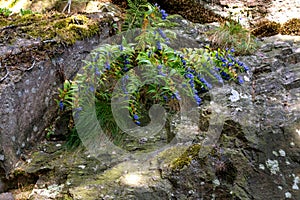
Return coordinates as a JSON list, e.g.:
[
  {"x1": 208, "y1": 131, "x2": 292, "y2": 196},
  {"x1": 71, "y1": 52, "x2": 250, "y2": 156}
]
[
  {"x1": 157, "y1": 65, "x2": 166, "y2": 76},
  {"x1": 160, "y1": 9, "x2": 168, "y2": 20},
  {"x1": 185, "y1": 70, "x2": 201, "y2": 105},
  {"x1": 211, "y1": 69, "x2": 223, "y2": 84},
  {"x1": 237, "y1": 76, "x2": 244, "y2": 84},
  {"x1": 123, "y1": 55, "x2": 130, "y2": 72},
  {"x1": 180, "y1": 55, "x2": 187, "y2": 67},
  {"x1": 133, "y1": 114, "x2": 140, "y2": 125},
  {"x1": 74, "y1": 107, "x2": 82, "y2": 119},
  {"x1": 59, "y1": 100, "x2": 64, "y2": 111},
  {"x1": 95, "y1": 67, "x2": 101, "y2": 76},
  {"x1": 104, "y1": 61, "x2": 110, "y2": 70},
  {"x1": 199, "y1": 77, "x2": 212, "y2": 90},
  {"x1": 155, "y1": 3, "x2": 168, "y2": 20},
  {"x1": 214, "y1": 48, "x2": 250, "y2": 82},
  {"x1": 157, "y1": 28, "x2": 170, "y2": 45},
  {"x1": 119, "y1": 45, "x2": 124, "y2": 51},
  {"x1": 156, "y1": 41, "x2": 162, "y2": 51},
  {"x1": 171, "y1": 90, "x2": 181, "y2": 100},
  {"x1": 158, "y1": 28, "x2": 166, "y2": 39}
]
